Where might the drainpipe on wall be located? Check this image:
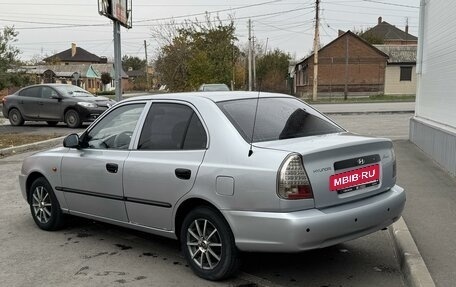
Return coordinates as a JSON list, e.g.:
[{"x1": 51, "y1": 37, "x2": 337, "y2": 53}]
[{"x1": 415, "y1": 0, "x2": 426, "y2": 115}]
